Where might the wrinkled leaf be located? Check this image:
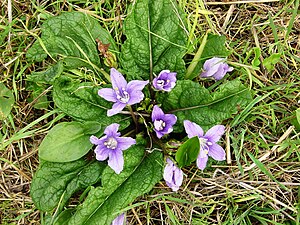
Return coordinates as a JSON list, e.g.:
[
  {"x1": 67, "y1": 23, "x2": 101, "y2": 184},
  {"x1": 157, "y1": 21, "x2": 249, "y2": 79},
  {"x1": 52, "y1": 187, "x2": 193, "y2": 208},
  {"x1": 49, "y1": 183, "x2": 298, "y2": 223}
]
[
  {"x1": 67, "y1": 146, "x2": 163, "y2": 225},
  {"x1": 26, "y1": 82, "x2": 50, "y2": 109},
  {"x1": 27, "y1": 60, "x2": 64, "y2": 84},
  {"x1": 0, "y1": 83, "x2": 15, "y2": 120},
  {"x1": 188, "y1": 34, "x2": 231, "y2": 80},
  {"x1": 158, "y1": 80, "x2": 252, "y2": 131},
  {"x1": 121, "y1": 0, "x2": 188, "y2": 80},
  {"x1": 39, "y1": 122, "x2": 100, "y2": 162},
  {"x1": 27, "y1": 12, "x2": 117, "y2": 70},
  {"x1": 31, "y1": 159, "x2": 105, "y2": 212},
  {"x1": 175, "y1": 136, "x2": 200, "y2": 167},
  {"x1": 53, "y1": 77, "x2": 130, "y2": 128}
]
